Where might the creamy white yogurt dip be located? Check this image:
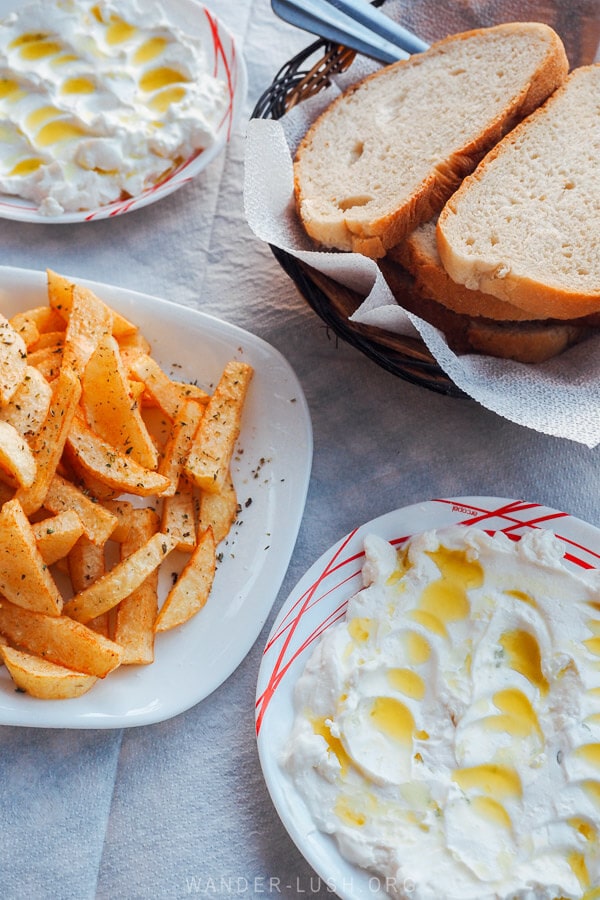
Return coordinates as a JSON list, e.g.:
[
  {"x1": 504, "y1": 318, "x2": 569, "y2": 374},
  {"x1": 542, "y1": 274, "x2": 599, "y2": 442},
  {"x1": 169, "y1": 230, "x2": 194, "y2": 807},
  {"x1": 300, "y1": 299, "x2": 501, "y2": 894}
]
[
  {"x1": 282, "y1": 526, "x2": 600, "y2": 899},
  {"x1": 0, "y1": 0, "x2": 230, "y2": 214}
]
